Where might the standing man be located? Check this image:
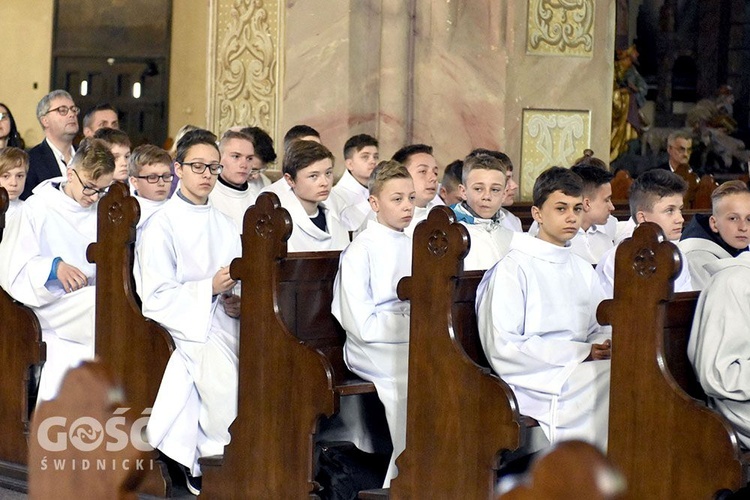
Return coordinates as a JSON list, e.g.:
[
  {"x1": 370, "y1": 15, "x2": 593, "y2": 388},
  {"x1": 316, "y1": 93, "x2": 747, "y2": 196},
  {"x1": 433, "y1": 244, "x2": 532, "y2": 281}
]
[{"x1": 23, "y1": 90, "x2": 80, "y2": 199}]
